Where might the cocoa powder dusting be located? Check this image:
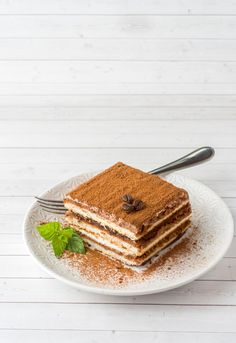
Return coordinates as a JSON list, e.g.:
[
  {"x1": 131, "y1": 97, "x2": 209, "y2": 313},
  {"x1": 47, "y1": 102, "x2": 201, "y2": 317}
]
[
  {"x1": 62, "y1": 227, "x2": 198, "y2": 288},
  {"x1": 63, "y1": 249, "x2": 139, "y2": 286}
]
